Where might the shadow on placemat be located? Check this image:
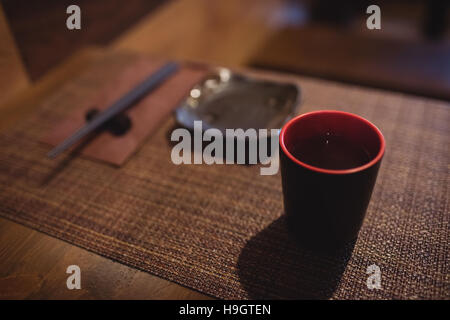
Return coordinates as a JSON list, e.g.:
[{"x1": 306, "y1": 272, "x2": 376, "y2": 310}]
[{"x1": 237, "y1": 216, "x2": 355, "y2": 299}]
